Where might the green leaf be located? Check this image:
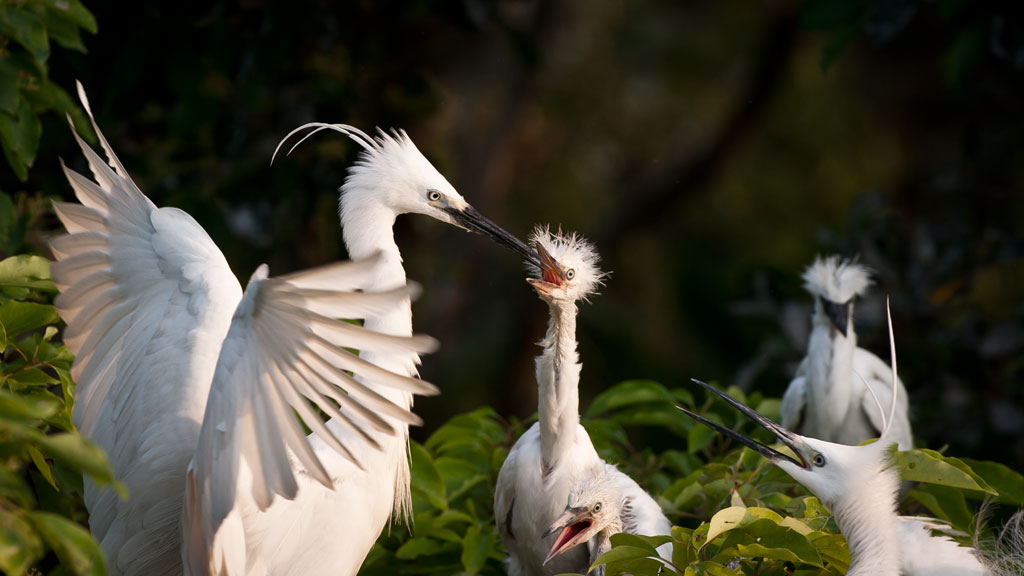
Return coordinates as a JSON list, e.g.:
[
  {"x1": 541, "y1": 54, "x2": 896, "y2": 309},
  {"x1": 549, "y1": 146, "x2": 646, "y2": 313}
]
[
  {"x1": 0, "y1": 5, "x2": 50, "y2": 65},
  {"x1": 961, "y1": 458, "x2": 1024, "y2": 505},
  {"x1": 585, "y1": 380, "x2": 677, "y2": 417},
  {"x1": 35, "y1": 433, "x2": 117, "y2": 486},
  {"x1": 27, "y1": 444, "x2": 56, "y2": 488},
  {"x1": 45, "y1": 0, "x2": 97, "y2": 34},
  {"x1": 800, "y1": 0, "x2": 863, "y2": 29},
  {"x1": 593, "y1": 544, "x2": 655, "y2": 566},
  {"x1": 459, "y1": 525, "x2": 489, "y2": 576},
  {"x1": 908, "y1": 484, "x2": 974, "y2": 532},
  {"x1": 0, "y1": 509, "x2": 44, "y2": 575},
  {"x1": 728, "y1": 519, "x2": 823, "y2": 567},
  {"x1": 688, "y1": 417, "x2": 718, "y2": 454},
  {"x1": 0, "y1": 255, "x2": 55, "y2": 292},
  {"x1": 893, "y1": 448, "x2": 997, "y2": 494},
  {"x1": 0, "y1": 300, "x2": 59, "y2": 344},
  {"x1": 410, "y1": 442, "x2": 447, "y2": 511},
  {"x1": 395, "y1": 537, "x2": 445, "y2": 560},
  {"x1": 0, "y1": 58, "x2": 18, "y2": 115},
  {"x1": 28, "y1": 512, "x2": 106, "y2": 576},
  {"x1": 943, "y1": 25, "x2": 982, "y2": 85},
  {"x1": 0, "y1": 98, "x2": 42, "y2": 180},
  {"x1": 0, "y1": 388, "x2": 59, "y2": 423},
  {"x1": 704, "y1": 506, "x2": 748, "y2": 545}
]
